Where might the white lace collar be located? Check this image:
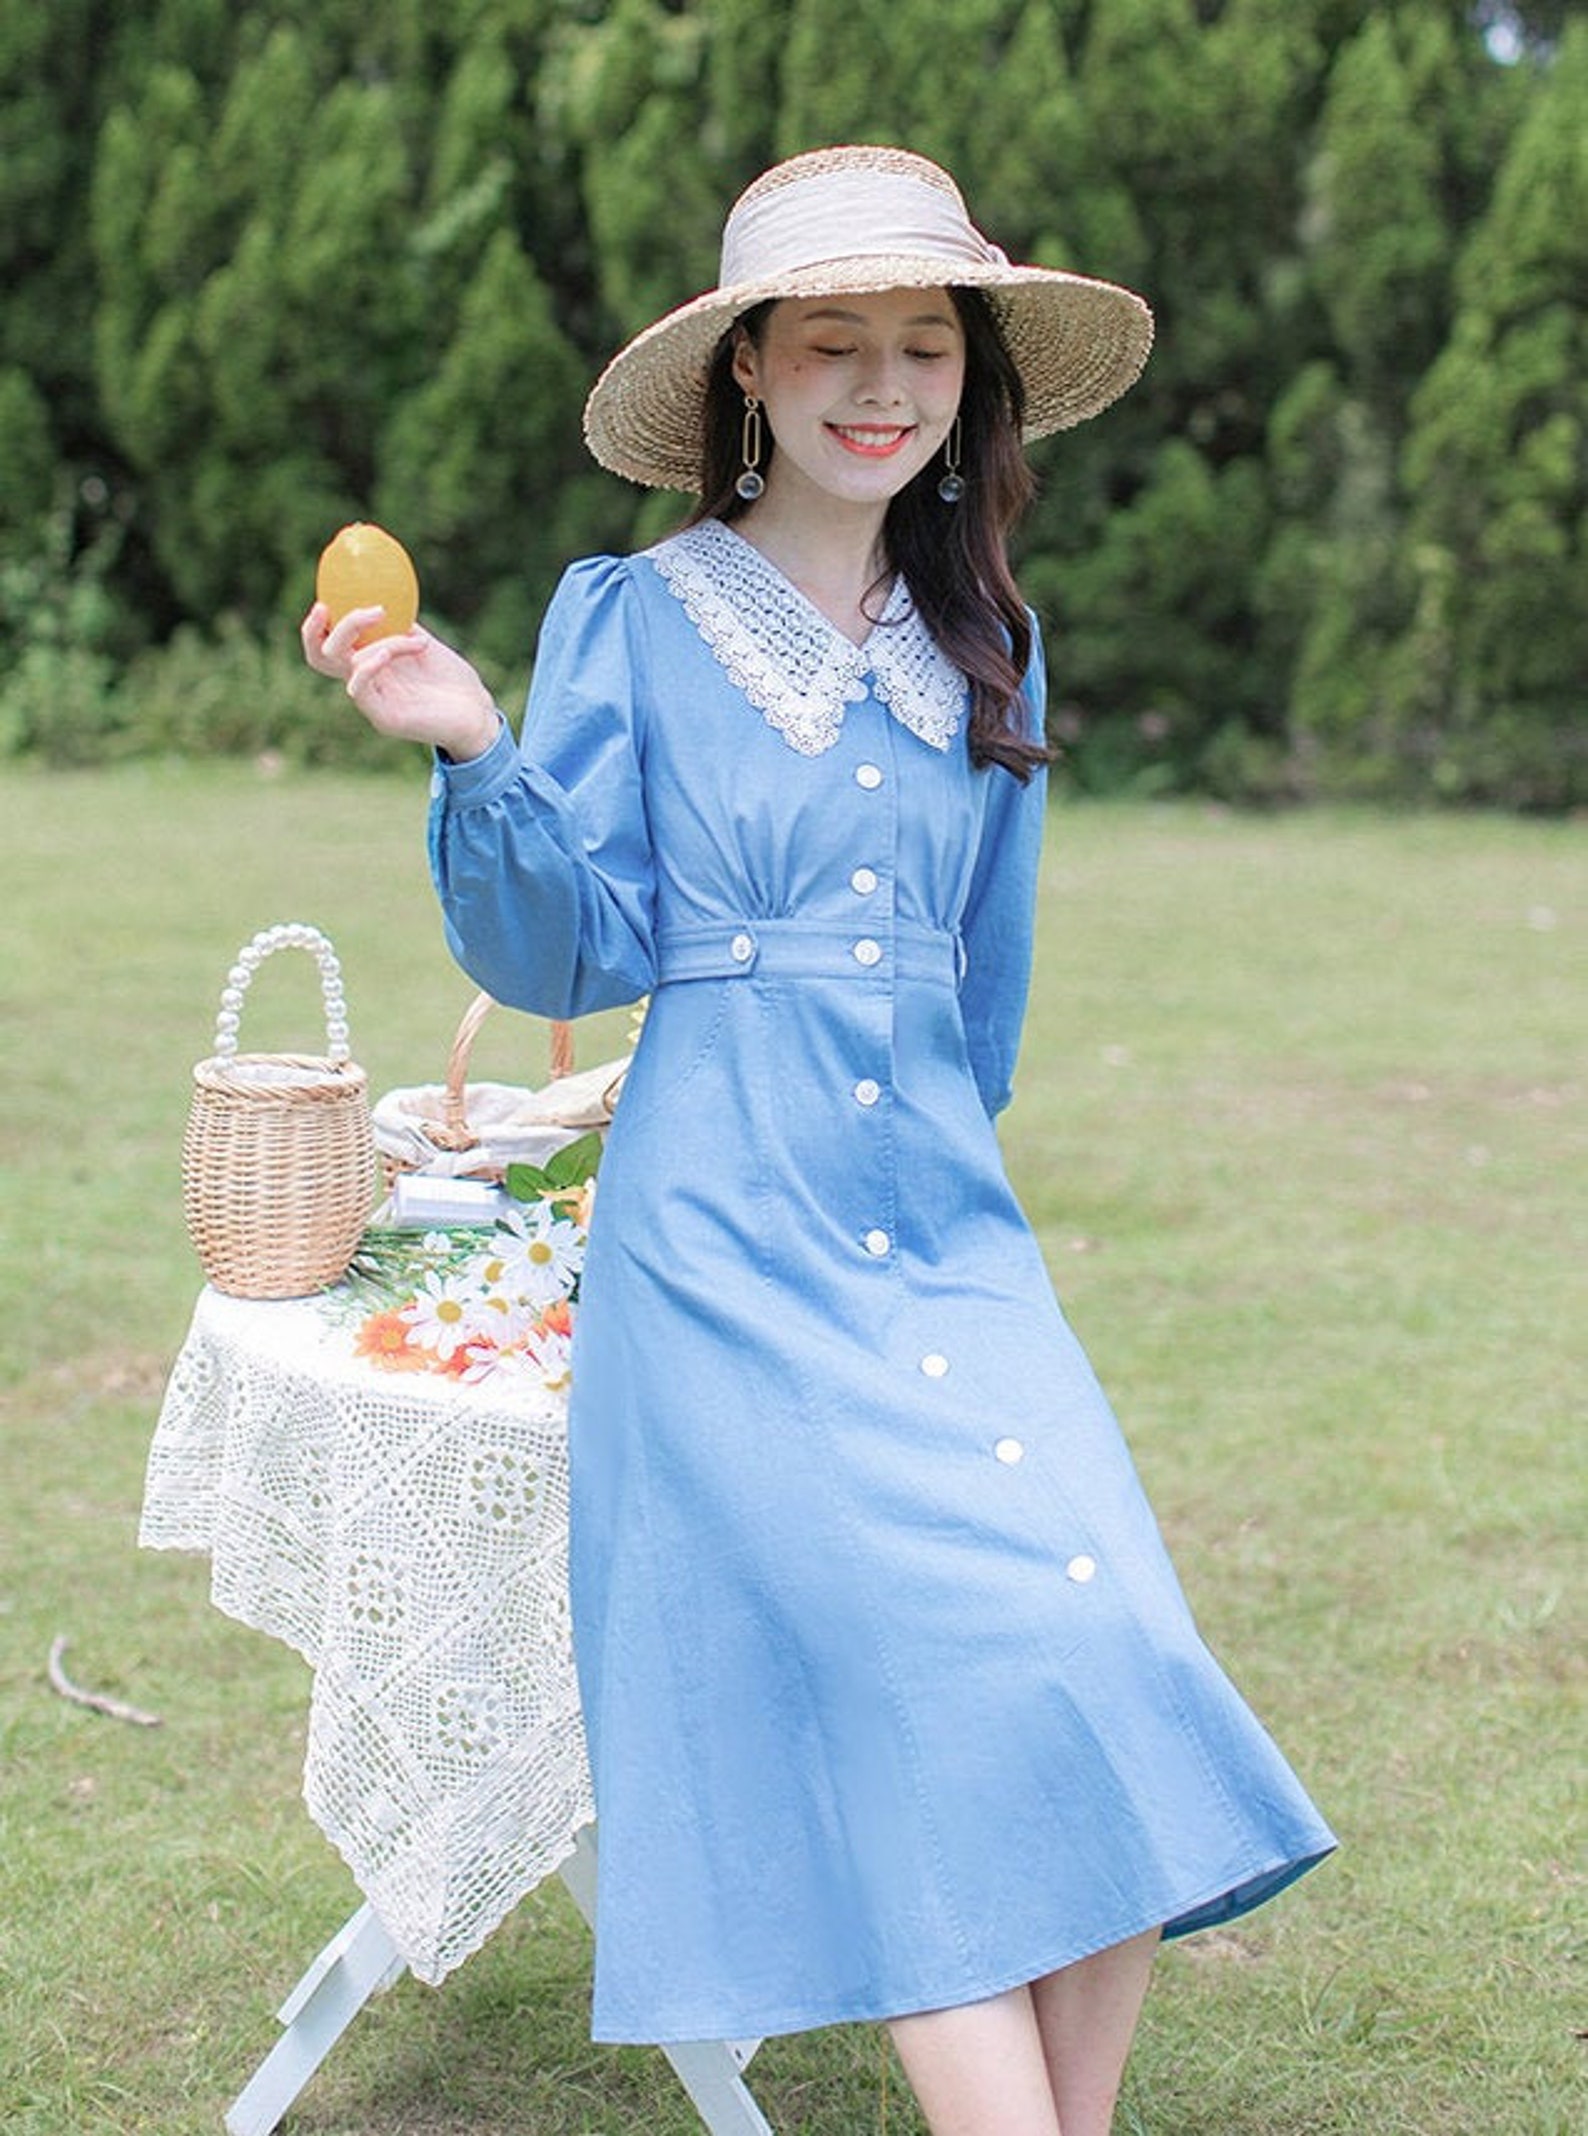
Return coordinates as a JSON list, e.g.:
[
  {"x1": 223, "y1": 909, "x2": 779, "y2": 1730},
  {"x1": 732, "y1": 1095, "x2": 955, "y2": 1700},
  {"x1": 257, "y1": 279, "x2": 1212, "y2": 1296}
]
[{"x1": 646, "y1": 519, "x2": 966, "y2": 758}]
